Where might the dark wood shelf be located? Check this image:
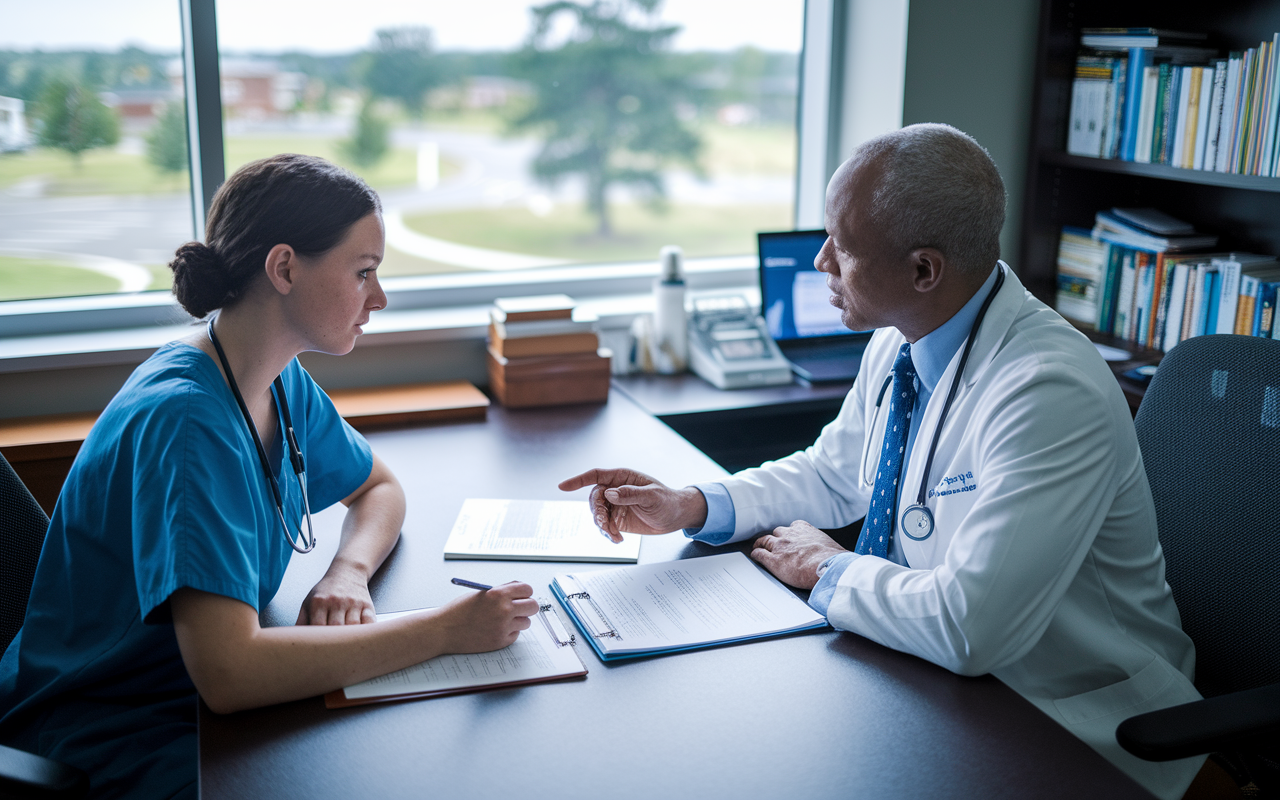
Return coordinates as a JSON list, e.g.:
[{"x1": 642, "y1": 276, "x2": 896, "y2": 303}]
[{"x1": 1041, "y1": 151, "x2": 1280, "y2": 193}]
